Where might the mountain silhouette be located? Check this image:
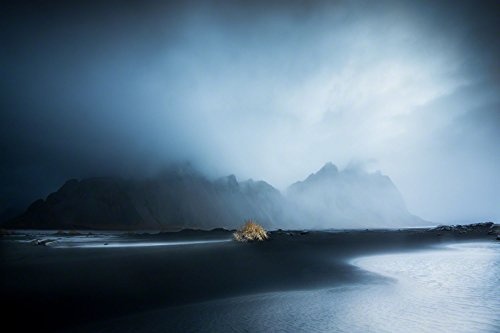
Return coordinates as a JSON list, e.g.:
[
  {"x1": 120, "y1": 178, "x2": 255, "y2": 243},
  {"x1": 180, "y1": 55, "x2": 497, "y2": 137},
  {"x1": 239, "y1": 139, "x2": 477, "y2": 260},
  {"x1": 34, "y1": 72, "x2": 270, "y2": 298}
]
[{"x1": 5, "y1": 163, "x2": 425, "y2": 230}]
